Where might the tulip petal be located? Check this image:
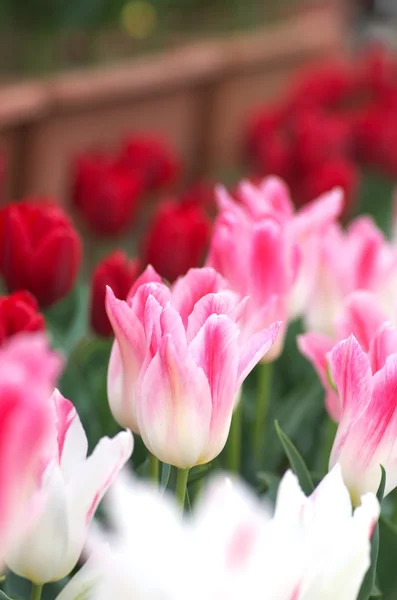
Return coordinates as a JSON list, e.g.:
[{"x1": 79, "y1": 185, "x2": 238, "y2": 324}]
[
  {"x1": 32, "y1": 227, "x2": 82, "y2": 307},
  {"x1": 186, "y1": 291, "x2": 244, "y2": 342},
  {"x1": 172, "y1": 267, "x2": 225, "y2": 327},
  {"x1": 328, "y1": 335, "x2": 372, "y2": 420},
  {"x1": 298, "y1": 332, "x2": 340, "y2": 421},
  {"x1": 369, "y1": 324, "x2": 397, "y2": 374},
  {"x1": 52, "y1": 390, "x2": 88, "y2": 480},
  {"x1": 127, "y1": 265, "x2": 162, "y2": 301},
  {"x1": 336, "y1": 291, "x2": 388, "y2": 352},
  {"x1": 237, "y1": 321, "x2": 280, "y2": 387},
  {"x1": 189, "y1": 315, "x2": 240, "y2": 463},
  {"x1": 106, "y1": 287, "x2": 147, "y2": 431},
  {"x1": 67, "y1": 430, "x2": 133, "y2": 561},
  {"x1": 138, "y1": 335, "x2": 212, "y2": 467}
]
